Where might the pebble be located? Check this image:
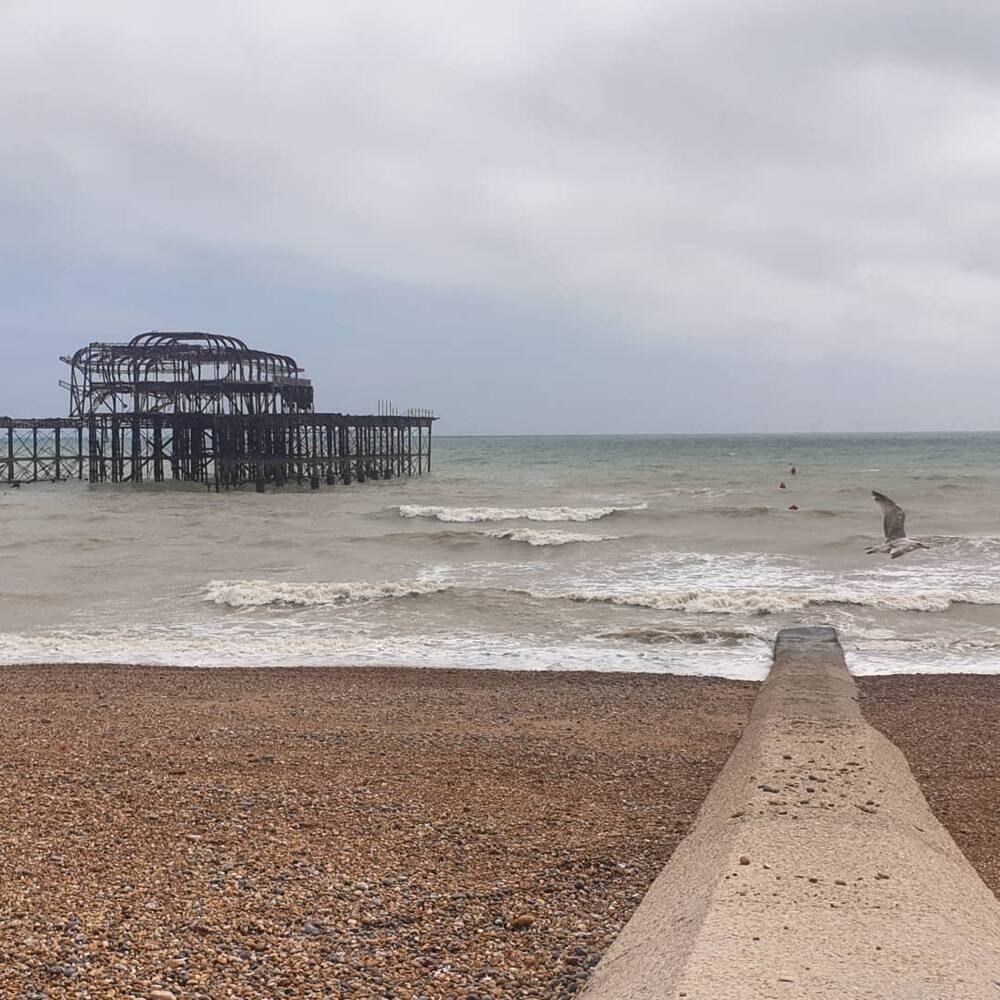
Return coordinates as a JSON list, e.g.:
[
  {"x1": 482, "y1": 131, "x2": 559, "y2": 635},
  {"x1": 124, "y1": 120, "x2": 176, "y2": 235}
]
[{"x1": 0, "y1": 663, "x2": 756, "y2": 999}]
